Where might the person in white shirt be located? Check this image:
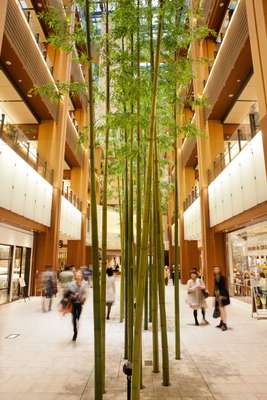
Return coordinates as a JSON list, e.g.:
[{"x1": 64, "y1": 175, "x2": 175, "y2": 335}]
[{"x1": 106, "y1": 268, "x2": 116, "y2": 320}]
